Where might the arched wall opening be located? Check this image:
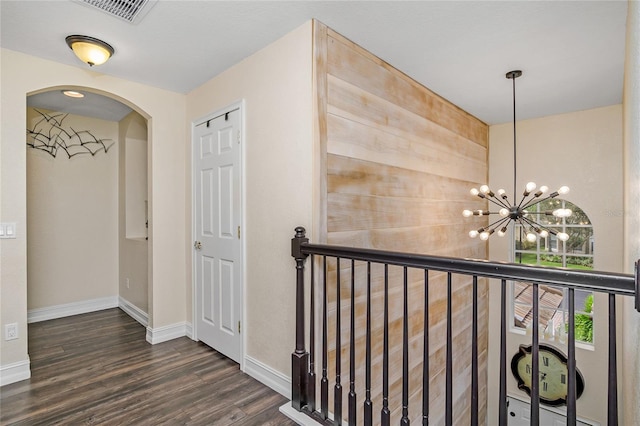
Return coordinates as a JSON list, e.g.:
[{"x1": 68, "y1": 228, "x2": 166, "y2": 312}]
[{"x1": 25, "y1": 85, "x2": 152, "y2": 331}]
